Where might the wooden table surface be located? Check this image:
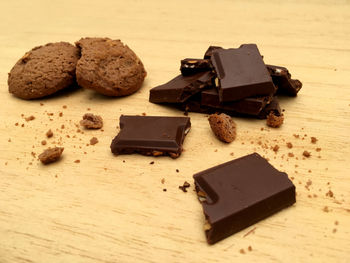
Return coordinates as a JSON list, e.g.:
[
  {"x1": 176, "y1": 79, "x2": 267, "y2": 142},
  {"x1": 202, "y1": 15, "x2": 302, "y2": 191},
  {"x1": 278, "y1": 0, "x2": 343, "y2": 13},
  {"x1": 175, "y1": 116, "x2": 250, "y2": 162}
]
[{"x1": 1, "y1": 0, "x2": 349, "y2": 262}]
